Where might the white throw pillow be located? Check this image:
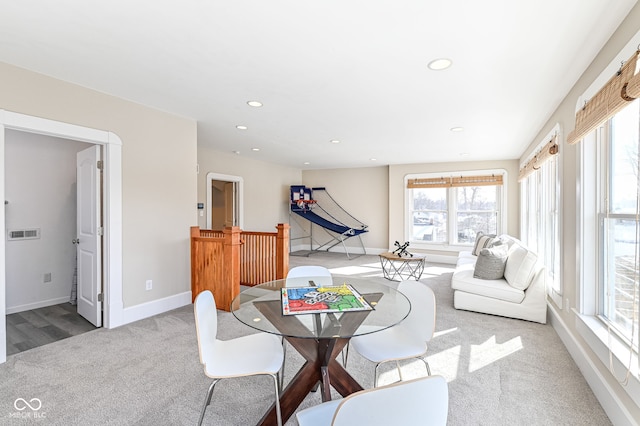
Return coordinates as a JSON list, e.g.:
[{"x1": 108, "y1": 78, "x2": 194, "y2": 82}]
[
  {"x1": 504, "y1": 244, "x2": 538, "y2": 290},
  {"x1": 472, "y1": 232, "x2": 497, "y2": 256}
]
